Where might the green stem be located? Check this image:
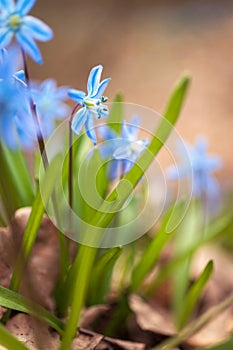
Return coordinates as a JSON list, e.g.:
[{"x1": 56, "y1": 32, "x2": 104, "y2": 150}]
[
  {"x1": 150, "y1": 293, "x2": 233, "y2": 350},
  {"x1": 21, "y1": 49, "x2": 70, "y2": 284},
  {"x1": 59, "y1": 245, "x2": 97, "y2": 350}
]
